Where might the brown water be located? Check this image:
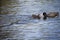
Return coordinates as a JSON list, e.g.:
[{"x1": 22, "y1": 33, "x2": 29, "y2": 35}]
[{"x1": 0, "y1": 0, "x2": 60, "y2": 40}]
